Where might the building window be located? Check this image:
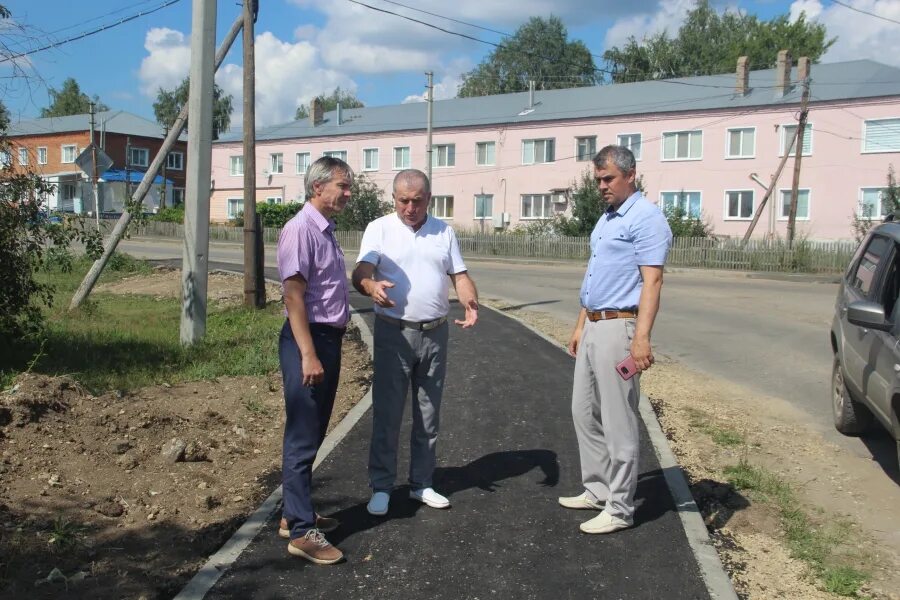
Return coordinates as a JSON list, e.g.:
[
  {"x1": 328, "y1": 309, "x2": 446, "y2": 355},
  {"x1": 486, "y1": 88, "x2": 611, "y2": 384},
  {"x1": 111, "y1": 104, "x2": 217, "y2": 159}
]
[
  {"x1": 166, "y1": 151, "x2": 184, "y2": 170},
  {"x1": 269, "y1": 153, "x2": 284, "y2": 174},
  {"x1": 323, "y1": 150, "x2": 347, "y2": 161},
  {"x1": 432, "y1": 144, "x2": 455, "y2": 168},
  {"x1": 227, "y1": 198, "x2": 244, "y2": 219},
  {"x1": 429, "y1": 195, "x2": 454, "y2": 219},
  {"x1": 726, "y1": 128, "x2": 755, "y2": 159},
  {"x1": 863, "y1": 118, "x2": 900, "y2": 153},
  {"x1": 859, "y1": 187, "x2": 892, "y2": 219},
  {"x1": 229, "y1": 155, "x2": 243, "y2": 176},
  {"x1": 521, "y1": 194, "x2": 553, "y2": 219},
  {"x1": 660, "y1": 191, "x2": 702, "y2": 218},
  {"x1": 172, "y1": 188, "x2": 185, "y2": 205},
  {"x1": 61, "y1": 144, "x2": 77, "y2": 163},
  {"x1": 266, "y1": 196, "x2": 283, "y2": 205},
  {"x1": 0, "y1": 151, "x2": 10, "y2": 167},
  {"x1": 37, "y1": 147, "x2": 48, "y2": 164},
  {"x1": 780, "y1": 123, "x2": 812, "y2": 156},
  {"x1": 393, "y1": 146, "x2": 410, "y2": 169},
  {"x1": 476, "y1": 142, "x2": 495, "y2": 166},
  {"x1": 295, "y1": 152, "x2": 310, "y2": 174},
  {"x1": 779, "y1": 189, "x2": 810, "y2": 220},
  {"x1": 128, "y1": 147, "x2": 149, "y2": 167},
  {"x1": 576, "y1": 136, "x2": 596, "y2": 162},
  {"x1": 18, "y1": 148, "x2": 28, "y2": 166},
  {"x1": 522, "y1": 138, "x2": 555, "y2": 164},
  {"x1": 363, "y1": 148, "x2": 379, "y2": 171},
  {"x1": 662, "y1": 130, "x2": 702, "y2": 160},
  {"x1": 725, "y1": 190, "x2": 754, "y2": 220},
  {"x1": 474, "y1": 194, "x2": 493, "y2": 219},
  {"x1": 617, "y1": 133, "x2": 642, "y2": 160}
]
